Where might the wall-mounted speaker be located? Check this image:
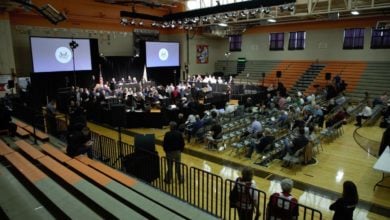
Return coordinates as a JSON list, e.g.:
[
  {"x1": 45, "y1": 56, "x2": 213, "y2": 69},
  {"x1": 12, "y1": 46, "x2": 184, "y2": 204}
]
[
  {"x1": 325, "y1": 72, "x2": 331, "y2": 80},
  {"x1": 276, "y1": 71, "x2": 282, "y2": 78}
]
